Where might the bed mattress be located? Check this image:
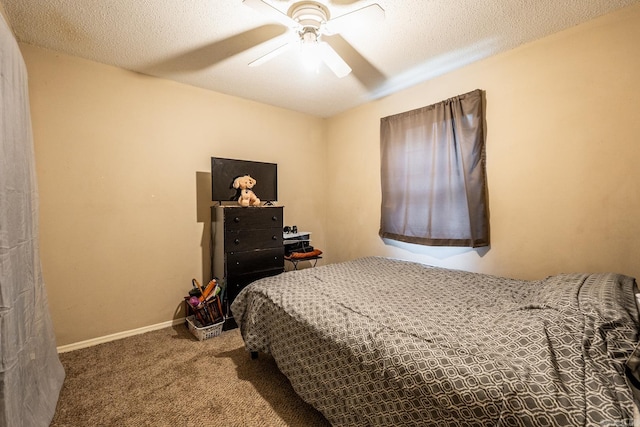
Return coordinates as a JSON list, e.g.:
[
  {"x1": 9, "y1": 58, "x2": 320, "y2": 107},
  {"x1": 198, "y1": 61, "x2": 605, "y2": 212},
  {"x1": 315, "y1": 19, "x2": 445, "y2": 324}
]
[{"x1": 232, "y1": 257, "x2": 640, "y2": 426}]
